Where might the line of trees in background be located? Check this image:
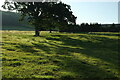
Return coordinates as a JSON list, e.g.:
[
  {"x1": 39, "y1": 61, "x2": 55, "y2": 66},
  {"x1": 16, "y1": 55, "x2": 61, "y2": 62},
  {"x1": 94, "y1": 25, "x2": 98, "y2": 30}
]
[
  {"x1": 59, "y1": 23, "x2": 120, "y2": 32},
  {"x1": 2, "y1": 10, "x2": 120, "y2": 32},
  {"x1": 2, "y1": 1, "x2": 120, "y2": 34},
  {"x1": 2, "y1": 1, "x2": 76, "y2": 36}
]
